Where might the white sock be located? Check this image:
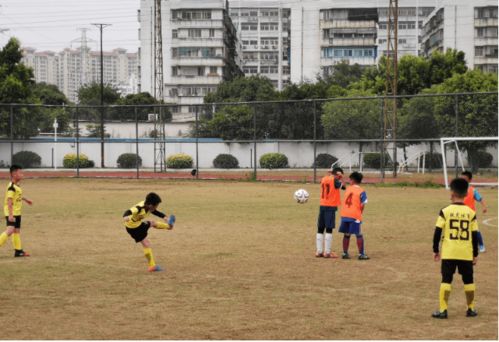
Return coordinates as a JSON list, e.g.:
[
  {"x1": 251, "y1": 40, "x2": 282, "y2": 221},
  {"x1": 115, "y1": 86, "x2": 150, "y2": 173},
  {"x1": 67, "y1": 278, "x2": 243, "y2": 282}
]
[
  {"x1": 316, "y1": 233, "x2": 324, "y2": 253},
  {"x1": 325, "y1": 233, "x2": 333, "y2": 254}
]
